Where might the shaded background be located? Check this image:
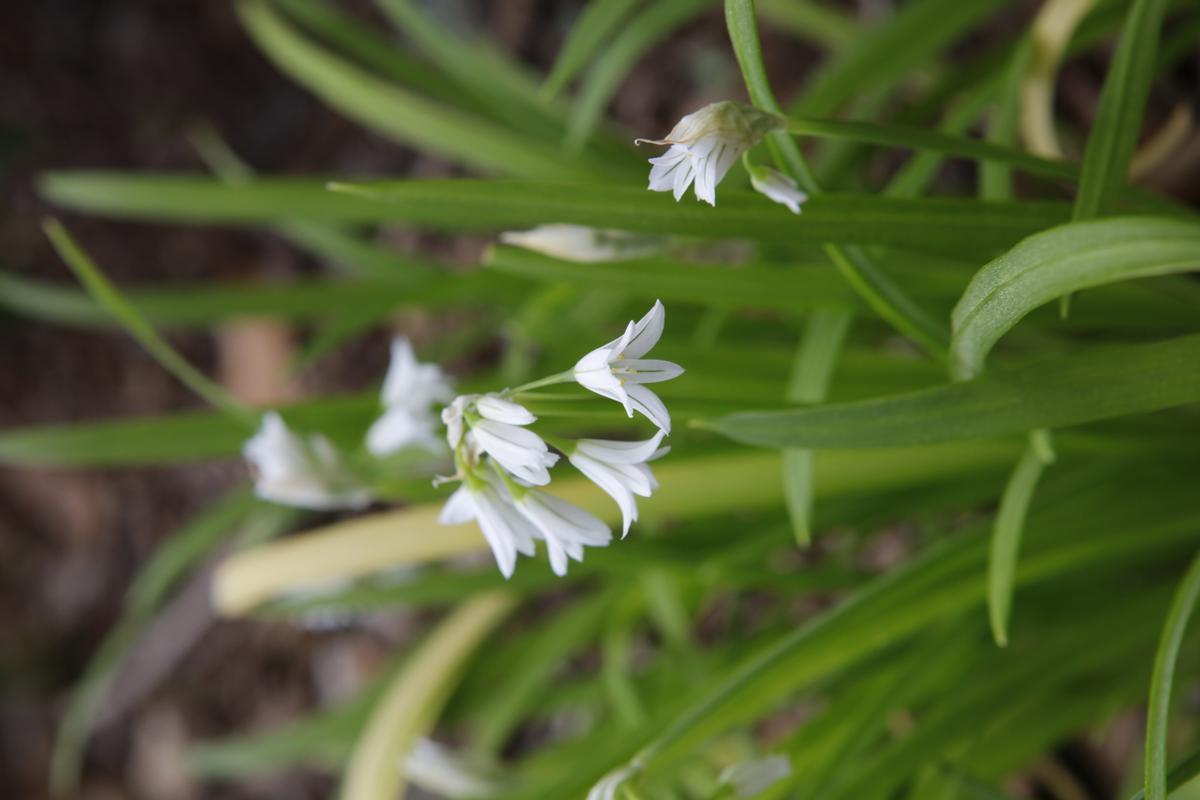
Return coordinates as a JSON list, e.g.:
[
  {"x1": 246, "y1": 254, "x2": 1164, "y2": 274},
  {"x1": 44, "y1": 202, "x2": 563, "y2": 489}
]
[{"x1": 1, "y1": 1, "x2": 1195, "y2": 798}]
